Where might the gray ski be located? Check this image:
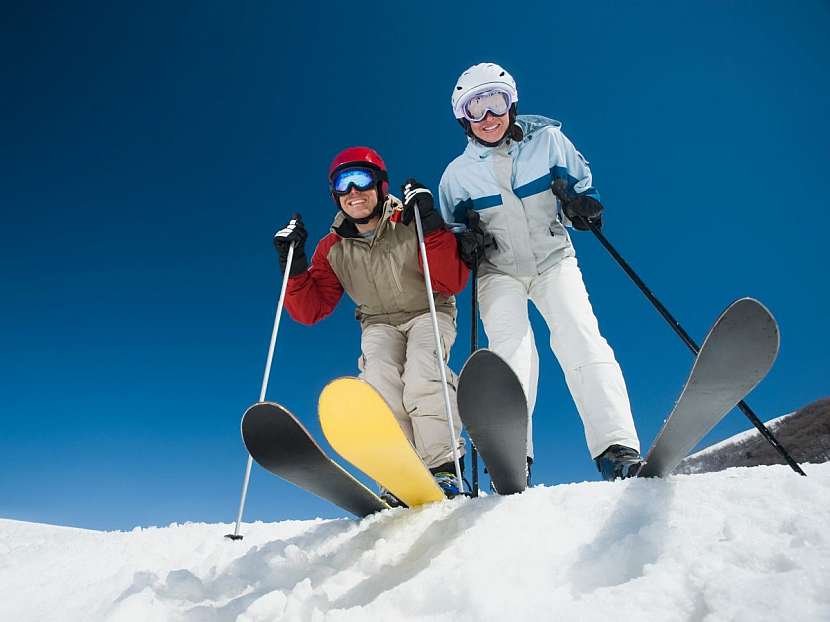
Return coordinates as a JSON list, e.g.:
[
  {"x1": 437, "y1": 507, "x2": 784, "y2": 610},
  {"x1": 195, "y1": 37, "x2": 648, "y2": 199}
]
[
  {"x1": 457, "y1": 349, "x2": 529, "y2": 494},
  {"x1": 241, "y1": 402, "x2": 389, "y2": 517},
  {"x1": 638, "y1": 297, "x2": 780, "y2": 478}
]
